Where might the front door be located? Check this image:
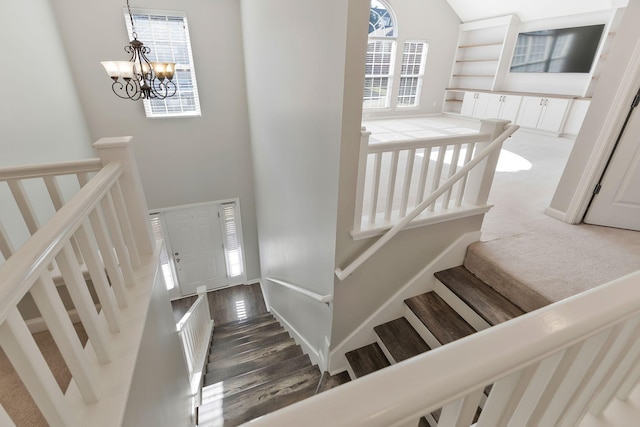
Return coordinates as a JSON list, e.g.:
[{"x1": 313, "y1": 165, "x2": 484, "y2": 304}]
[
  {"x1": 585, "y1": 91, "x2": 640, "y2": 231},
  {"x1": 164, "y1": 205, "x2": 227, "y2": 295}
]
